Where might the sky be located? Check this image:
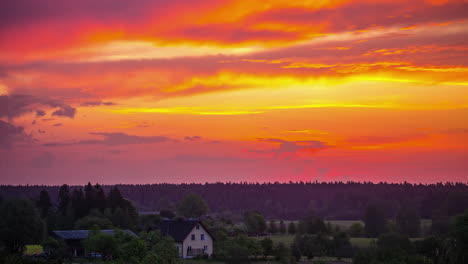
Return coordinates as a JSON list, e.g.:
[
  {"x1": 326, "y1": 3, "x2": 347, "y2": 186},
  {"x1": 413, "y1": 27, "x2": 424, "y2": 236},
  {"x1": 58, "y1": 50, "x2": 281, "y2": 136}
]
[{"x1": 0, "y1": 0, "x2": 467, "y2": 185}]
